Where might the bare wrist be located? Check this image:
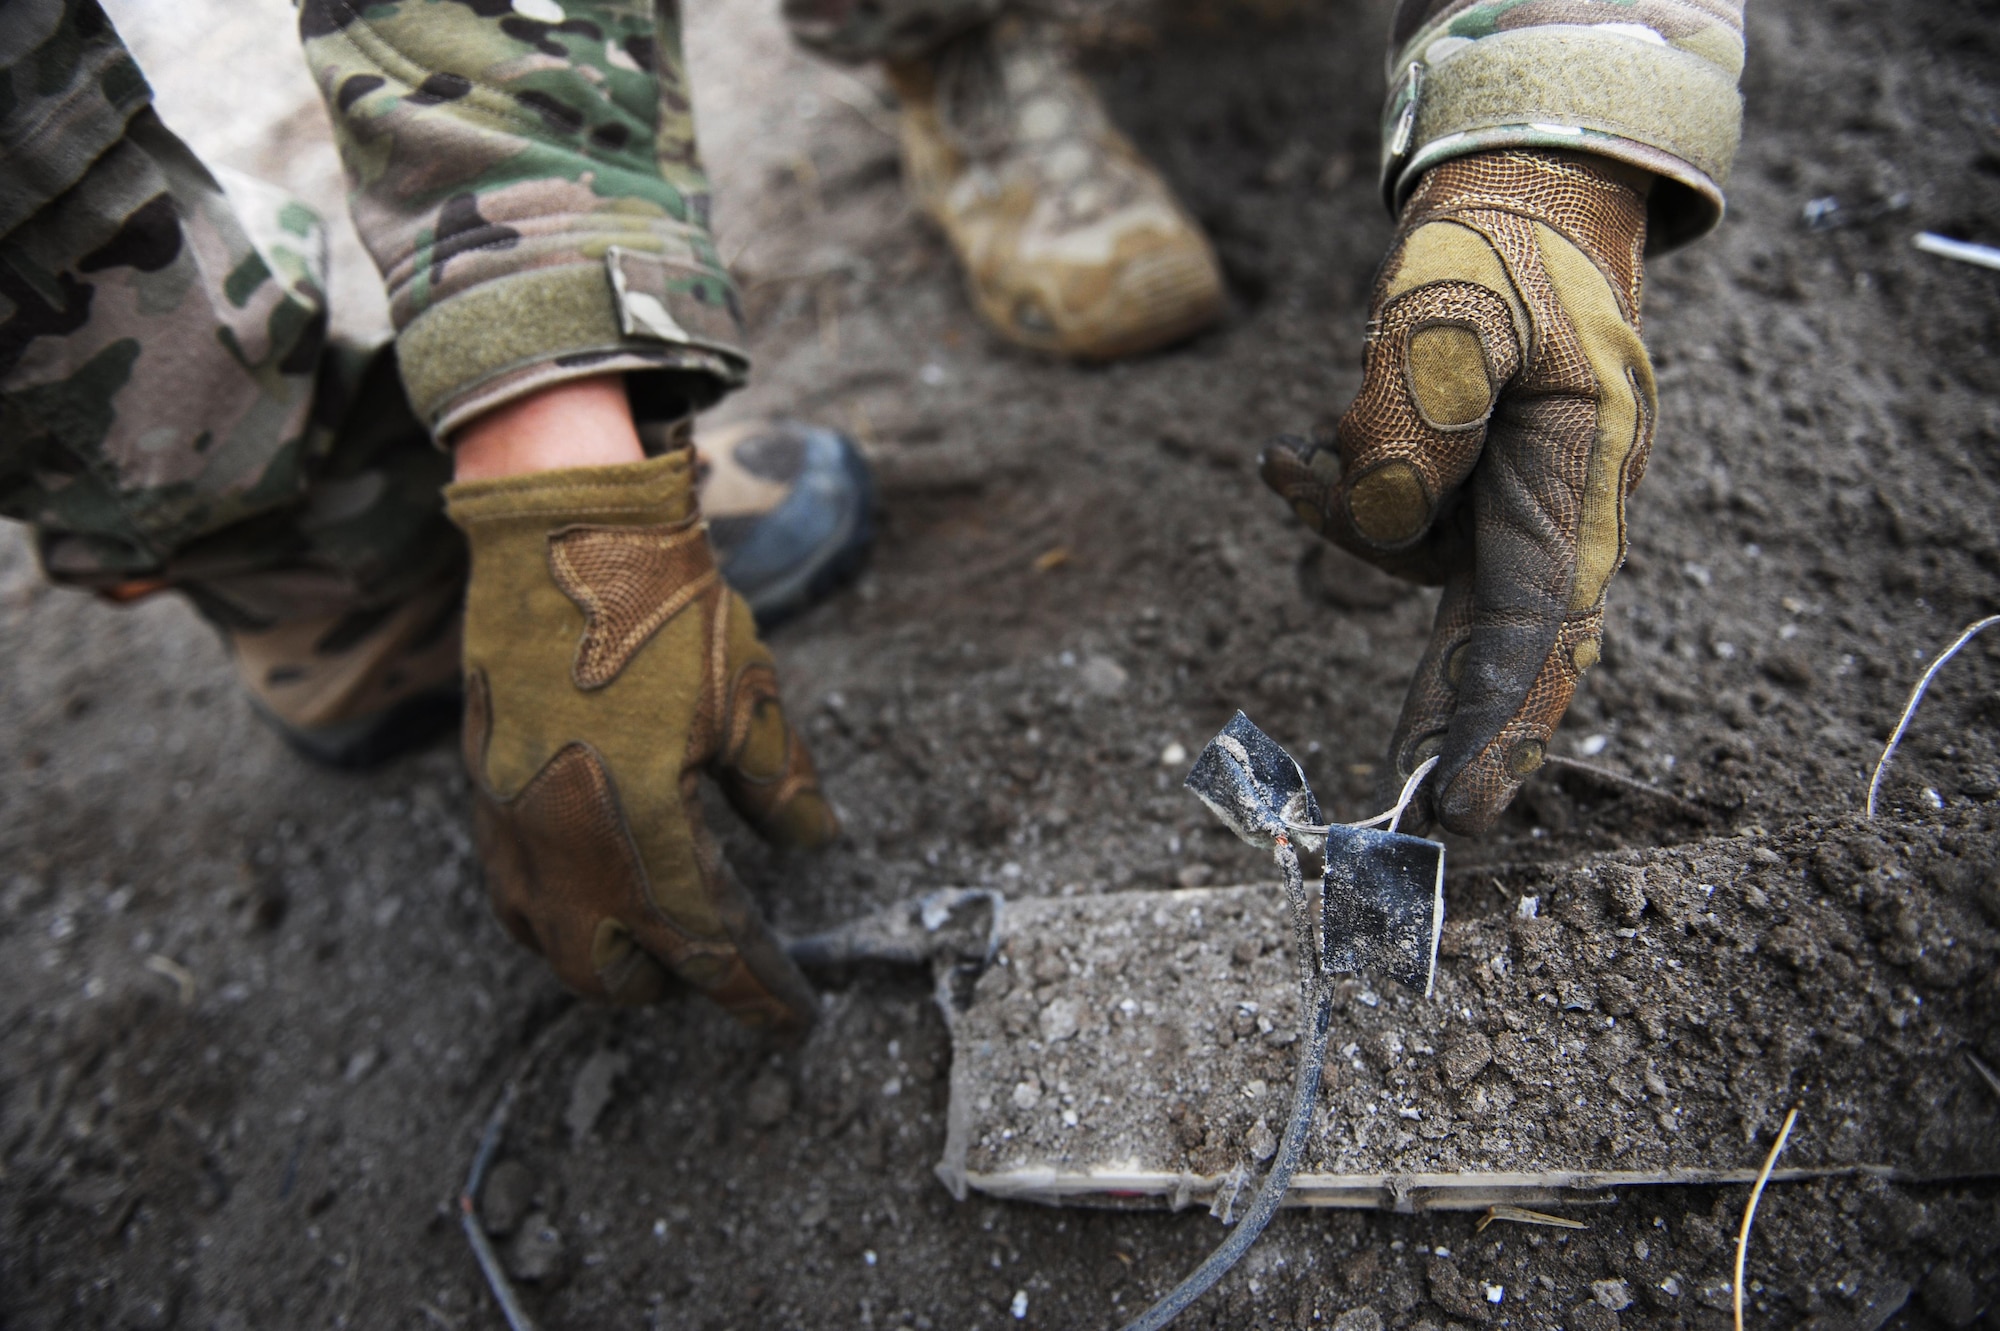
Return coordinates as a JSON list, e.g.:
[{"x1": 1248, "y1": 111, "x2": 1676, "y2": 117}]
[{"x1": 451, "y1": 375, "x2": 647, "y2": 482}]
